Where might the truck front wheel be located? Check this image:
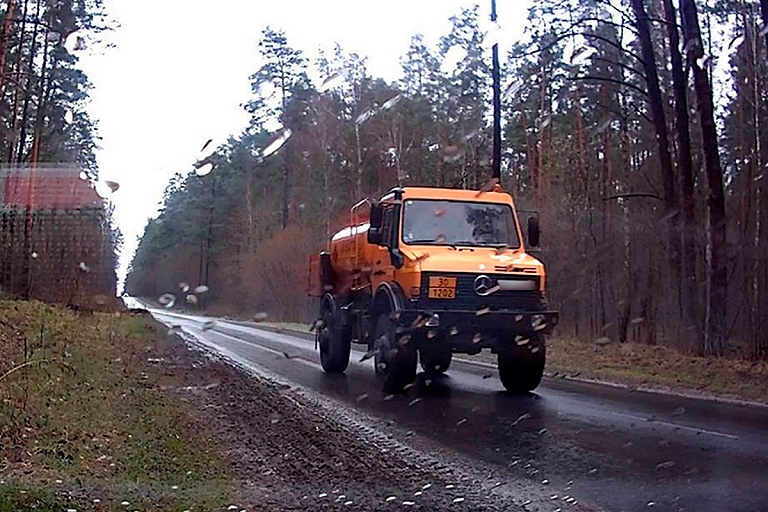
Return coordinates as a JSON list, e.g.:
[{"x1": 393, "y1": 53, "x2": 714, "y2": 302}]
[
  {"x1": 374, "y1": 314, "x2": 417, "y2": 394},
  {"x1": 318, "y1": 297, "x2": 351, "y2": 373},
  {"x1": 497, "y1": 335, "x2": 546, "y2": 393},
  {"x1": 419, "y1": 345, "x2": 452, "y2": 374}
]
